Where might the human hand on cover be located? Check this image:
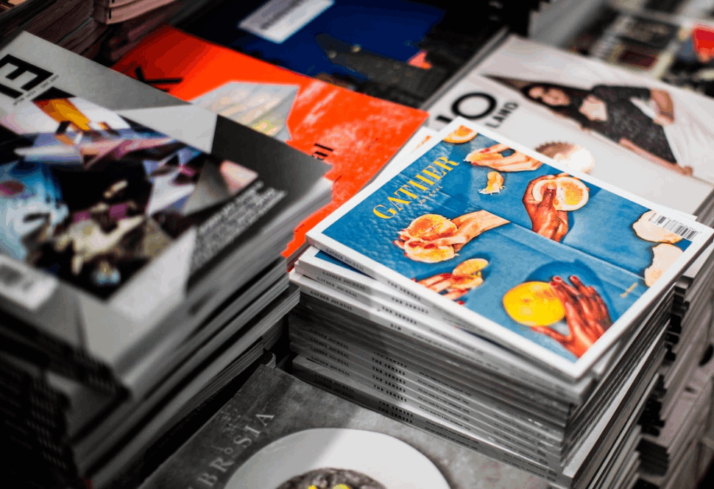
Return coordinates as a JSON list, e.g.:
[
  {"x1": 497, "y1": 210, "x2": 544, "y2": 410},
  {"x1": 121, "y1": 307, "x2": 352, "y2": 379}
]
[
  {"x1": 417, "y1": 273, "x2": 472, "y2": 302},
  {"x1": 530, "y1": 276, "x2": 612, "y2": 358},
  {"x1": 394, "y1": 212, "x2": 508, "y2": 263},
  {"x1": 578, "y1": 95, "x2": 608, "y2": 122},
  {"x1": 416, "y1": 258, "x2": 488, "y2": 302},
  {"x1": 650, "y1": 89, "x2": 675, "y2": 126},
  {"x1": 523, "y1": 175, "x2": 569, "y2": 242},
  {"x1": 465, "y1": 143, "x2": 542, "y2": 172},
  {"x1": 428, "y1": 211, "x2": 509, "y2": 252}
]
